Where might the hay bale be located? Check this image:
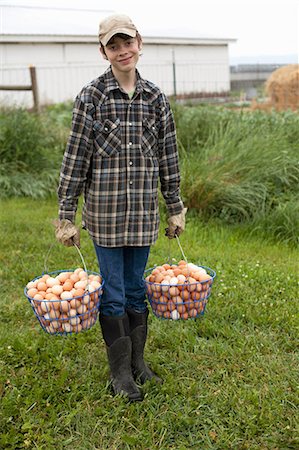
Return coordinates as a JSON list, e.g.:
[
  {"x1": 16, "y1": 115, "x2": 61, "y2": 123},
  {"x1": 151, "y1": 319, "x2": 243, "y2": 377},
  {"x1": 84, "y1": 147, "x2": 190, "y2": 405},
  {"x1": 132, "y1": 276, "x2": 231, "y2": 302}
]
[{"x1": 265, "y1": 64, "x2": 299, "y2": 111}]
